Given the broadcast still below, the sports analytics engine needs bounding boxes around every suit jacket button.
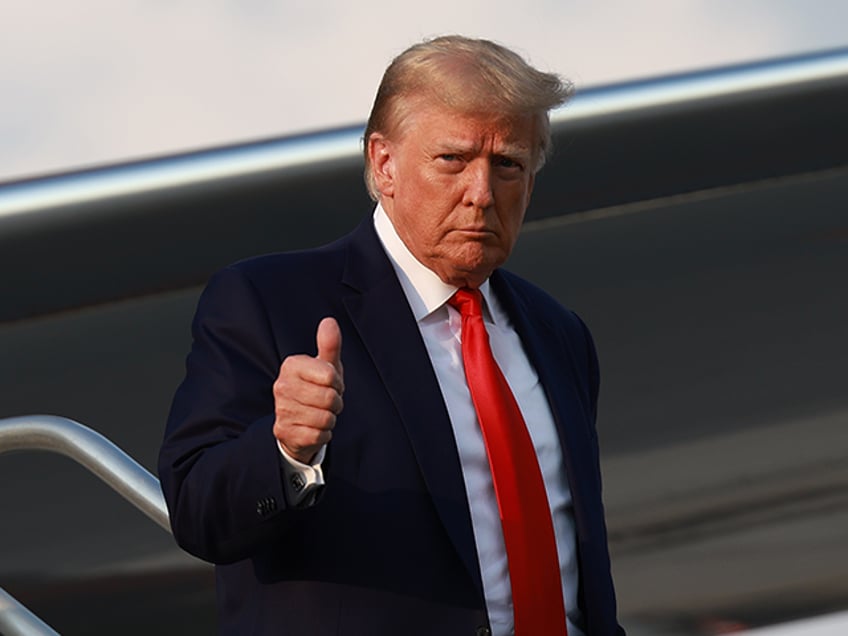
[475,627,491,636]
[256,497,276,517]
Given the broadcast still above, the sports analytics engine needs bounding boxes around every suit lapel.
[339,219,484,593]
[491,271,599,540]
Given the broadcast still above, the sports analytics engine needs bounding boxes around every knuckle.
[317,366,335,387]
[274,400,295,419]
[279,356,296,374]
[319,386,338,408]
[319,410,336,430]
[273,414,294,435]
[272,379,286,397]
[273,373,296,397]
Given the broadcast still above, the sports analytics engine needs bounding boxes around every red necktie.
[449,288,568,635]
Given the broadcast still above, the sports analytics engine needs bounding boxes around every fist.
[273,317,344,463]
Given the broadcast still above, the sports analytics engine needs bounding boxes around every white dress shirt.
[282,205,583,635]
[374,205,583,636]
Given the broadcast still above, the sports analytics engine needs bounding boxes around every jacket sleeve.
[158,265,296,564]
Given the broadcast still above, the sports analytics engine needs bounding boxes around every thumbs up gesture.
[273,317,344,463]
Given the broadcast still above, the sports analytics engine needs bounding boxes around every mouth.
[453,227,496,238]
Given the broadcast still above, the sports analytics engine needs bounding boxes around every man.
[159,35,624,635]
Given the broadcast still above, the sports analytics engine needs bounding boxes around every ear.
[367,132,396,198]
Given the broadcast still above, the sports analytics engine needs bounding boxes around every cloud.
[0,0,845,181]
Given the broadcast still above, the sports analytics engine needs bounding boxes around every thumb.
[315,316,342,372]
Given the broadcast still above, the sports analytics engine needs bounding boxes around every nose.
[462,159,494,209]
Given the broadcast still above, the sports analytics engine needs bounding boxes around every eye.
[435,153,465,173]
[495,155,524,171]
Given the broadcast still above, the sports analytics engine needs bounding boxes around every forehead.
[393,95,537,152]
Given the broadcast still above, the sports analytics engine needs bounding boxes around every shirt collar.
[372,203,497,324]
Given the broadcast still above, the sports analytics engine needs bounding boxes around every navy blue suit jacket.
[159,217,624,635]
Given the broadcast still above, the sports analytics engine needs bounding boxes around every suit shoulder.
[231,233,348,277]
[497,269,586,332]
[212,232,351,295]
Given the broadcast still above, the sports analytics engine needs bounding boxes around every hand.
[273,317,344,463]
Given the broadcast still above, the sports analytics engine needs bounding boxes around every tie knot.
[448,288,483,318]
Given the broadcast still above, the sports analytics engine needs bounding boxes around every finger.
[316,317,343,374]
[275,378,343,414]
[277,355,343,401]
[275,401,338,434]
[274,405,337,461]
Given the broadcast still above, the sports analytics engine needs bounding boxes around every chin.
[435,245,506,285]
[452,262,502,288]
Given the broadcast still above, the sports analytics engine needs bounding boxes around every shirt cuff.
[277,441,326,507]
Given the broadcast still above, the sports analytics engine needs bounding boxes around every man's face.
[369,98,537,289]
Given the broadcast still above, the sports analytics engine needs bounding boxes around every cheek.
[498,223,522,256]
[400,210,445,257]
[498,189,531,240]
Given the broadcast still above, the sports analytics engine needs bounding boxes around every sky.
[1,0,847,182]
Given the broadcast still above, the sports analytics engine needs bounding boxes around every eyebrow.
[435,140,532,161]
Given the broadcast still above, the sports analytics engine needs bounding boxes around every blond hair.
[363,35,573,200]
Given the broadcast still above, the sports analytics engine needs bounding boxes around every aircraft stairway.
[0,415,170,636]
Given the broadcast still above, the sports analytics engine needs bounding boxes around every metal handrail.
[0,414,171,636]
[0,415,169,531]
[0,587,60,636]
